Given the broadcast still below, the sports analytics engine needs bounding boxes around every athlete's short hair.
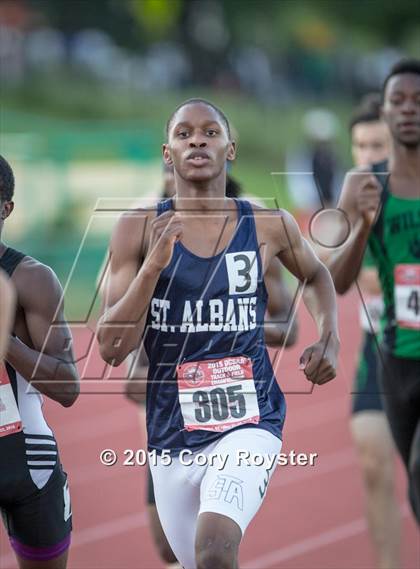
[349,93,382,132]
[166,98,231,140]
[0,154,14,202]
[382,58,420,99]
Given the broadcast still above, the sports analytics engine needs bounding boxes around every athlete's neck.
[174,174,229,212]
[389,140,420,180]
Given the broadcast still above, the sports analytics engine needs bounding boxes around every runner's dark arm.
[319,171,381,295]
[5,262,79,407]
[98,209,183,366]
[275,210,339,352]
[125,346,149,405]
[97,211,157,366]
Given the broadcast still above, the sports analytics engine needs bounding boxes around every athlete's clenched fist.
[144,211,183,273]
[354,173,382,225]
[299,333,340,385]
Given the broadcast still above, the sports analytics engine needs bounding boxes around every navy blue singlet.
[144,198,286,453]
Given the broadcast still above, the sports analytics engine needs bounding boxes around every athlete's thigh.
[199,427,282,535]
[379,353,418,467]
[4,465,71,568]
[150,456,200,569]
[410,420,420,463]
[409,419,420,475]
[408,419,420,521]
[352,333,383,415]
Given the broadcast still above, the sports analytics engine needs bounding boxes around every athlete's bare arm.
[97,211,147,365]
[322,170,382,294]
[0,269,15,362]
[98,209,183,366]
[264,258,298,347]
[5,259,79,407]
[261,209,339,384]
[125,346,149,405]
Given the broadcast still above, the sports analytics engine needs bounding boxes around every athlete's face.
[383,73,420,148]
[351,121,390,168]
[163,103,236,184]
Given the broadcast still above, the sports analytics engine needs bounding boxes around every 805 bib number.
[193,385,246,423]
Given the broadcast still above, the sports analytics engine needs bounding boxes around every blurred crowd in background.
[1,0,419,100]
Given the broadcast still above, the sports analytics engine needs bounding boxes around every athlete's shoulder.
[248,201,288,216]
[119,205,158,223]
[12,256,63,308]
[13,255,60,286]
[113,206,157,239]
[110,206,158,264]
[251,203,296,223]
[252,205,300,247]
[0,267,14,301]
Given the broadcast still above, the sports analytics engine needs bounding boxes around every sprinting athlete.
[0,268,15,362]
[98,98,339,569]
[124,173,298,569]
[349,95,400,568]
[0,154,80,568]
[325,59,420,525]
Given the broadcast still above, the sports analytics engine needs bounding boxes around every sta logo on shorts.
[177,356,260,432]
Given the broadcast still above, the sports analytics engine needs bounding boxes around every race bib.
[0,364,22,437]
[359,295,384,333]
[177,356,260,432]
[394,264,420,330]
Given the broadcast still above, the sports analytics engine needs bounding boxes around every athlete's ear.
[0,201,14,220]
[162,144,173,166]
[226,140,236,163]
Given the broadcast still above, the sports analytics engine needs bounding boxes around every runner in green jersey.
[326,59,420,526]
[368,161,420,357]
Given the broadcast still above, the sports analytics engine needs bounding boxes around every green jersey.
[368,160,420,359]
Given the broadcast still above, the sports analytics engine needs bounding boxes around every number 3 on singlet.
[394,264,420,330]
[177,356,260,432]
[226,252,258,295]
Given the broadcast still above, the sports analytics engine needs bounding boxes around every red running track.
[0,292,418,568]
